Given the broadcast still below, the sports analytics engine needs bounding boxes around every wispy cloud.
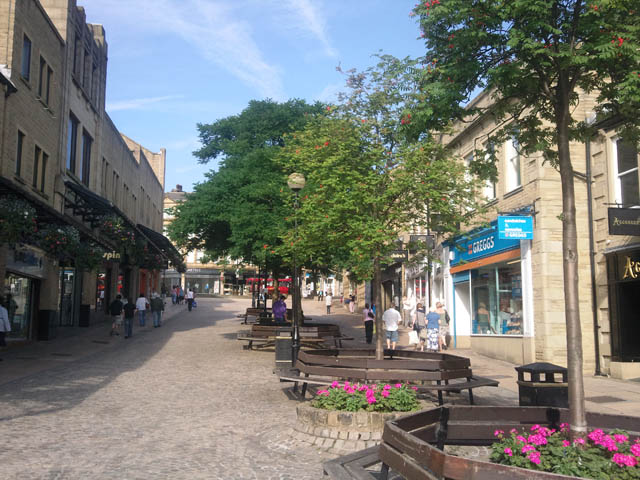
[281,0,337,57]
[92,0,286,99]
[315,82,344,103]
[106,95,184,112]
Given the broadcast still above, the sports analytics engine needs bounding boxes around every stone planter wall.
[293,403,405,455]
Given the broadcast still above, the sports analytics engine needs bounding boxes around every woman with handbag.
[411,303,427,351]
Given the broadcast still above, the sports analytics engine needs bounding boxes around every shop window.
[472,262,523,335]
[5,273,32,339]
[505,136,521,192]
[21,35,32,81]
[613,139,639,206]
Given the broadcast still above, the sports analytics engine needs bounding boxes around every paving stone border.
[293,403,405,455]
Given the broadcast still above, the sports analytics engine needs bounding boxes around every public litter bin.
[274,329,292,371]
[515,362,568,408]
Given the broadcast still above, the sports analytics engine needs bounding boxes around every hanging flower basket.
[75,241,107,271]
[99,215,136,248]
[36,225,81,262]
[0,195,37,244]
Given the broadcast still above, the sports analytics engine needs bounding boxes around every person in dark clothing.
[122,298,136,338]
[362,303,374,344]
[109,295,124,336]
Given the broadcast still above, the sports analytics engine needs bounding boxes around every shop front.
[446,222,535,364]
[607,248,640,368]
[4,245,47,341]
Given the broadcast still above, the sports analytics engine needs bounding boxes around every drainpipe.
[586,137,602,376]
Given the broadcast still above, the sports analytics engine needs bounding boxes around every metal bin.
[515,362,568,408]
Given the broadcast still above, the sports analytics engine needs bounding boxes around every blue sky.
[85,1,425,192]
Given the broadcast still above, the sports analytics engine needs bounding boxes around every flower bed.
[313,381,420,413]
[491,423,640,478]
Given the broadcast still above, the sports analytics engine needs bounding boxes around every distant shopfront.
[446,221,534,364]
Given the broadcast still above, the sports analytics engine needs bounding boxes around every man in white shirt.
[0,301,10,348]
[383,306,401,350]
[135,293,149,327]
[325,292,333,314]
[186,288,195,312]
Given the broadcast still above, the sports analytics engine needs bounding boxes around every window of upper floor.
[21,35,32,81]
[67,113,79,174]
[612,138,639,207]
[16,130,25,177]
[81,130,92,187]
[38,56,53,107]
[32,145,48,194]
[505,136,521,192]
[482,142,496,201]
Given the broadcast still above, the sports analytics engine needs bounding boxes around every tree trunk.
[556,92,587,439]
[374,257,384,360]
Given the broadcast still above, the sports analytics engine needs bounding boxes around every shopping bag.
[408,330,419,345]
[192,300,197,308]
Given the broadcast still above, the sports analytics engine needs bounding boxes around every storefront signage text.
[609,208,640,236]
[102,252,121,261]
[622,256,640,280]
[450,223,520,266]
[498,216,534,240]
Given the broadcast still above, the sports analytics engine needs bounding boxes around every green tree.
[412,0,640,437]
[278,56,482,359]
[167,99,324,276]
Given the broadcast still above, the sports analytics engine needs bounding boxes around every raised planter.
[377,405,640,479]
[293,403,407,455]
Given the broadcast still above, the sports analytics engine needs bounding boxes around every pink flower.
[530,424,541,432]
[366,395,377,404]
[411,386,418,391]
[516,436,528,444]
[528,451,541,465]
[562,440,571,447]
[317,390,329,396]
[574,438,585,445]
[631,443,640,457]
[504,447,513,457]
[521,445,536,454]
[381,390,390,398]
[494,430,504,437]
[330,381,340,388]
[510,429,518,434]
[588,429,604,442]
[395,383,402,388]
[614,434,629,444]
[612,453,637,467]
[528,434,548,446]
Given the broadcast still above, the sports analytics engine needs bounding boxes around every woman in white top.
[325,292,333,314]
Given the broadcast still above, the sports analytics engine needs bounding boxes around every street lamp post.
[287,173,306,365]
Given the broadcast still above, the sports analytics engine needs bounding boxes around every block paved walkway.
[2,296,640,479]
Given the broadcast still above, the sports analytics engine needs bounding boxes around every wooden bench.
[415,375,499,405]
[322,446,381,479]
[238,331,328,350]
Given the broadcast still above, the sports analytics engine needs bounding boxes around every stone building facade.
[433,90,597,371]
[0,0,176,344]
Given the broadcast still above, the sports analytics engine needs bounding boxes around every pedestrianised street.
[0,299,333,480]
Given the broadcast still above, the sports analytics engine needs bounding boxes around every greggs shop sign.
[450,223,521,267]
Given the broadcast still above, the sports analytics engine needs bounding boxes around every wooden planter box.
[378,405,640,479]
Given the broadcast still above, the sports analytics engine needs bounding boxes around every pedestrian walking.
[325,291,333,314]
[425,306,441,352]
[435,301,450,350]
[383,306,401,350]
[171,285,177,305]
[0,299,10,348]
[349,293,356,313]
[135,293,148,326]
[272,295,287,324]
[402,294,416,327]
[150,292,164,327]
[186,288,195,312]
[411,303,427,352]
[109,295,124,336]
[123,297,136,338]
[178,286,185,305]
[362,303,374,344]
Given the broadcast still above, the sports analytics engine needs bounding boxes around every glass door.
[59,268,75,326]
[5,273,33,339]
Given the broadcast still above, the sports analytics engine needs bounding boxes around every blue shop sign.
[498,216,534,240]
[450,223,520,266]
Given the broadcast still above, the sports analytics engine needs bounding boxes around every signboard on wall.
[498,216,534,240]
[608,208,640,236]
[450,224,520,266]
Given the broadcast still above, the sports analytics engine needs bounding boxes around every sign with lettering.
[388,250,408,262]
[609,208,640,236]
[498,216,534,240]
[102,251,121,261]
[450,223,520,266]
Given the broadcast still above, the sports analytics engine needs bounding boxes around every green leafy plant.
[0,195,37,244]
[312,381,420,413]
[75,241,106,271]
[491,424,640,478]
[36,225,81,262]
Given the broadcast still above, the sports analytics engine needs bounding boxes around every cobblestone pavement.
[0,297,333,479]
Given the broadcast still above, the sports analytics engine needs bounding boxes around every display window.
[5,273,33,338]
[471,261,523,335]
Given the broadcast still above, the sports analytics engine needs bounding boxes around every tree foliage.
[278,55,482,357]
[411,0,640,437]
[166,99,324,273]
